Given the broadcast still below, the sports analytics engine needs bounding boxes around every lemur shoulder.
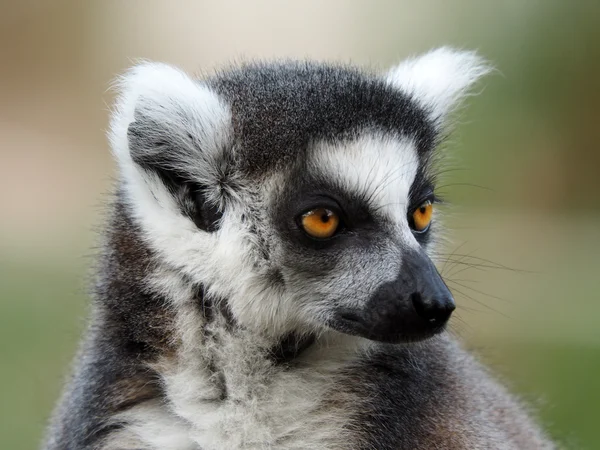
[43,48,554,449]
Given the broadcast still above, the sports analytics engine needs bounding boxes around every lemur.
[43,48,553,449]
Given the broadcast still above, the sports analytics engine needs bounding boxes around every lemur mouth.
[329,310,448,344]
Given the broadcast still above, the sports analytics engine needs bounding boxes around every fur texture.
[43,49,553,449]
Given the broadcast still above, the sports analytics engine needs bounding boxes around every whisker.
[448,285,512,320]
[436,252,534,273]
[435,182,494,192]
[446,279,512,304]
[437,241,468,277]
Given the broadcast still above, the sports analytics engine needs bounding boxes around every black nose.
[411,292,455,326]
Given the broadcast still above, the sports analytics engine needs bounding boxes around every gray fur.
[208,60,436,173]
[43,51,553,449]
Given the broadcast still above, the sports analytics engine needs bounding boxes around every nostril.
[411,293,454,325]
[410,292,426,317]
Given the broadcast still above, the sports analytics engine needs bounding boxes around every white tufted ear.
[109,62,232,191]
[107,61,235,256]
[386,47,491,126]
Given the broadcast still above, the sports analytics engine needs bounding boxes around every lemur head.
[110,48,489,344]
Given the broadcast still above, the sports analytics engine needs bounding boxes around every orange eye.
[412,200,433,232]
[301,208,340,239]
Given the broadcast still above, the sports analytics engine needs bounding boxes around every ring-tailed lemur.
[43,48,553,449]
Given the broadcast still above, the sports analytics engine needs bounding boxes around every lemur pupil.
[321,214,329,223]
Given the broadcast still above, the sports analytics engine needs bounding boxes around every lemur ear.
[109,62,233,230]
[386,47,491,126]
[109,62,232,198]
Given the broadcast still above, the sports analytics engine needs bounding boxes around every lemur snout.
[331,250,454,343]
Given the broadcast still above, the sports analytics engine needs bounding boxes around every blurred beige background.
[1,1,599,449]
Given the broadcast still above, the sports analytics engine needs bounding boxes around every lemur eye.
[411,200,433,233]
[301,208,340,239]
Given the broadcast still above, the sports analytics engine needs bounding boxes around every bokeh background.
[1,1,599,448]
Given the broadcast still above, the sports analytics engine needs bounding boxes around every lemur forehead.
[208,61,437,175]
[308,133,421,222]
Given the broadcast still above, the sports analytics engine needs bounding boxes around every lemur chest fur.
[111,325,361,450]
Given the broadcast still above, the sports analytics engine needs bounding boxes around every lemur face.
[110,49,489,343]
[266,133,452,343]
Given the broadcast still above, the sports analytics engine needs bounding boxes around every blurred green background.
[1,1,598,448]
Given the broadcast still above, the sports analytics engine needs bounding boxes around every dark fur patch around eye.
[408,166,434,209]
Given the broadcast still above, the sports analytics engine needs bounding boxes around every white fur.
[103,402,196,450]
[153,332,361,449]
[386,47,491,125]
[115,166,306,338]
[109,63,304,336]
[106,285,365,450]
[123,262,365,449]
